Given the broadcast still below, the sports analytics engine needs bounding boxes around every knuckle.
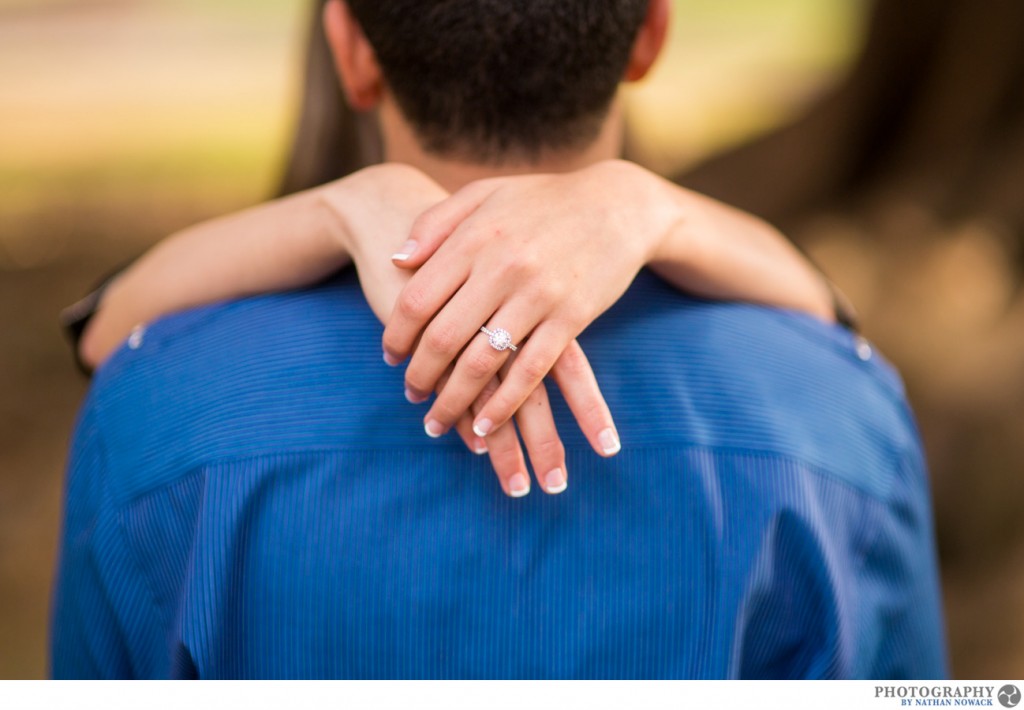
[534,279,566,304]
[489,435,519,459]
[558,343,590,377]
[475,378,501,405]
[381,329,402,354]
[519,355,551,383]
[397,287,431,322]
[410,210,441,242]
[430,398,462,424]
[424,322,461,355]
[476,223,502,245]
[517,252,541,276]
[499,252,537,279]
[557,303,589,327]
[467,228,493,253]
[580,398,605,425]
[463,349,497,380]
[531,435,565,462]
[489,390,520,419]
[495,258,516,280]
[404,370,432,396]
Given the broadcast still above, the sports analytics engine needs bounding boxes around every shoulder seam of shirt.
[107,440,897,512]
[96,283,906,409]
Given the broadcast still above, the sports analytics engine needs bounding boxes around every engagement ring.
[480,326,518,352]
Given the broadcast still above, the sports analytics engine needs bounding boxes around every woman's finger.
[382,255,472,365]
[484,420,531,498]
[468,319,570,438]
[390,179,502,268]
[454,414,488,455]
[421,304,540,437]
[513,380,568,495]
[434,367,487,454]
[402,278,504,401]
[470,376,531,498]
[549,340,621,457]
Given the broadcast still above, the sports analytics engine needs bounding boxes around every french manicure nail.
[383,351,400,366]
[508,473,530,498]
[405,387,428,404]
[391,240,419,261]
[473,418,493,438]
[424,419,444,438]
[544,468,567,495]
[598,427,621,456]
[473,438,489,455]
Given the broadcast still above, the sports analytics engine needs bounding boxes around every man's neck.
[378,98,625,193]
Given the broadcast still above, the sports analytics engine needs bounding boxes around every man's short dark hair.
[346,0,650,163]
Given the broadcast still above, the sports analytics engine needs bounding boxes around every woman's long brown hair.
[276,1,643,198]
[277,1,382,197]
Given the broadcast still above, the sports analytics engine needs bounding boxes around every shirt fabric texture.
[51,269,948,679]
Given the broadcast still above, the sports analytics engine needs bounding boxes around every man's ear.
[624,0,670,82]
[323,0,383,110]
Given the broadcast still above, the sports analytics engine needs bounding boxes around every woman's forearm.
[647,174,835,323]
[78,163,451,370]
[79,160,839,372]
[80,187,349,368]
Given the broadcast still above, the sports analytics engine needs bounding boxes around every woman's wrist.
[311,178,358,264]
[578,160,687,271]
[315,163,444,267]
[636,168,711,287]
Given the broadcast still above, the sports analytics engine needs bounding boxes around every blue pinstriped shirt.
[51,269,947,679]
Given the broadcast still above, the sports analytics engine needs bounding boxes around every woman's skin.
[81,160,836,497]
[383,159,835,444]
[77,0,837,497]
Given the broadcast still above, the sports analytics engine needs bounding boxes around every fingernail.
[383,350,400,366]
[391,240,418,261]
[424,419,444,438]
[473,418,493,438]
[544,468,567,495]
[598,427,621,456]
[405,387,428,404]
[473,438,489,455]
[508,473,530,498]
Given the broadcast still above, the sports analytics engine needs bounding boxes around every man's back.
[52,269,946,679]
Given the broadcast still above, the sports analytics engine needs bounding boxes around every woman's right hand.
[322,164,610,496]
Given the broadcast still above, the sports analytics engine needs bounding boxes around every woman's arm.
[82,161,839,370]
[381,159,839,440]
[648,175,835,323]
[78,164,609,497]
[79,186,348,368]
[78,160,844,490]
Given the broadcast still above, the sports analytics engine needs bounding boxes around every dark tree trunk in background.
[676,0,1024,239]
[671,0,1024,678]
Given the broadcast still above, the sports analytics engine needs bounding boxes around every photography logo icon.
[999,685,1021,709]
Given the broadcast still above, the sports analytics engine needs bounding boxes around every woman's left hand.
[382,158,835,447]
[323,163,613,495]
[382,160,680,449]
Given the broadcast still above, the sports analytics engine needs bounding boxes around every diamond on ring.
[481,326,517,352]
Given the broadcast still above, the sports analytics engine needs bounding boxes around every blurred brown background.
[1,0,1021,679]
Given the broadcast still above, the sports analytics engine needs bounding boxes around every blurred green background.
[1,0,1019,679]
